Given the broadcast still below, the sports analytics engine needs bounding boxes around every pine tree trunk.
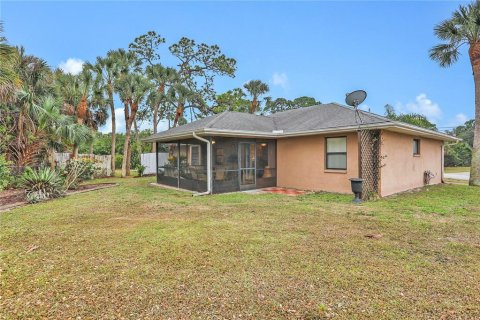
[469,44,480,186]
[109,87,116,176]
[173,103,184,127]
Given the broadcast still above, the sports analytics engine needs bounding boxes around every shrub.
[78,158,97,180]
[131,151,140,170]
[137,165,146,177]
[444,142,471,167]
[22,167,65,203]
[0,155,12,191]
[115,154,123,169]
[62,158,97,190]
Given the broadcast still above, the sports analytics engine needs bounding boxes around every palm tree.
[0,22,19,103]
[9,48,54,166]
[37,96,93,167]
[85,85,108,156]
[243,80,269,114]
[114,73,150,177]
[55,68,94,157]
[145,65,177,151]
[430,2,480,186]
[88,51,121,175]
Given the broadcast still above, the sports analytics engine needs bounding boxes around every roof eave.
[142,123,459,143]
[142,132,198,143]
[389,123,460,142]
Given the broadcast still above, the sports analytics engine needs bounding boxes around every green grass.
[445,166,470,173]
[1,178,480,318]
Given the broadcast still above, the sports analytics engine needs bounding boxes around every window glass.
[327,154,347,169]
[413,139,420,155]
[326,137,347,152]
[326,137,347,170]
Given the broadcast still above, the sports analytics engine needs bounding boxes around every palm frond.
[429,43,461,67]
[434,19,463,41]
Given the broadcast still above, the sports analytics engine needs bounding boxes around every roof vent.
[272,130,284,134]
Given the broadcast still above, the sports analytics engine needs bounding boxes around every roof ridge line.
[330,102,393,123]
[266,104,323,118]
[205,111,229,129]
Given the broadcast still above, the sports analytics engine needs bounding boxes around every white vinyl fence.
[54,153,112,177]
[141,152,168,175]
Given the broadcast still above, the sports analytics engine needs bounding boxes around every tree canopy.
[0,25,322,176]
[384,104,438,131]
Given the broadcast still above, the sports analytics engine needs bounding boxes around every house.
[144,103,459,197]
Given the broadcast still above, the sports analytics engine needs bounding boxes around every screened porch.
[156,137,277,194]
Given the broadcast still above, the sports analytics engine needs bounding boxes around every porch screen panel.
[179,139,208,192]
[256,140,277,188]
[157,142,179,188]
[212,138,240,193]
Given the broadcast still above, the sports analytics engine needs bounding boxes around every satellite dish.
[345,90,367,108]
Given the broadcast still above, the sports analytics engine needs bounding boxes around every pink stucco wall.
[276,132,359,194]
[379,130,443,197]
[276,130,444,196]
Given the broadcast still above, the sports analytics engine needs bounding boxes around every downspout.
[192,132,212,196]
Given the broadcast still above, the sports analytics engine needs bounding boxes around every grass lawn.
[445,166,470,173]
[1,178,479,319]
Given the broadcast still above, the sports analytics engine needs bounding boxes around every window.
[326,137,347,170]
[413,139,420,155]
[190,145,201,165]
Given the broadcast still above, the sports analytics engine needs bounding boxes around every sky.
[0,1,473,133]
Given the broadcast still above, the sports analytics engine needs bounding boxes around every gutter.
[192,132,212,196]
[144,123,460,143]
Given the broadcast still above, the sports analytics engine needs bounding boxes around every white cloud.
[272,72,288,89]
[395,93,442,122]
[449,113,468,127]
[58,58,84,75]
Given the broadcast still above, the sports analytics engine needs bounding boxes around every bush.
[115,154,123,169]
[131,150,140,170]
[78,158,97,180]
[137,165,146,177]
[62,158,97,190]
[0,155,12,191]
[21,167,65,203]
[444,142,471,167]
